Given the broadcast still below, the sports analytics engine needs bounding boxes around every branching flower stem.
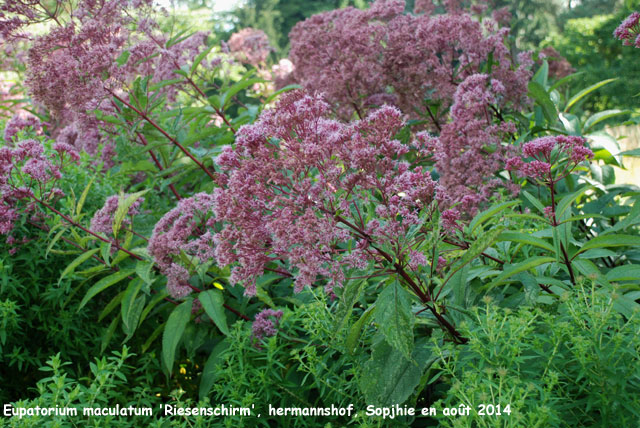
[107,89,216,181]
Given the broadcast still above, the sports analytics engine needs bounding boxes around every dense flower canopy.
[288,0,532,212]
[213,90,444,296]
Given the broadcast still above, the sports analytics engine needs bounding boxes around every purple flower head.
[213,90,443,296]
[3,113,42,143]
[408,250,428,271]
[166,263,193,299]
[512,135,593,182]
[228,28,272,66]
[0,138,78,235]
[441,209,462,233]
[148,193,216,298]
[148,193,216,270]
[252,309,284,343]
[90,193,144,236]
[614,12,640,46]
[52,142,81,163]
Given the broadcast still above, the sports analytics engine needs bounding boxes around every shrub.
[432,282,640,427]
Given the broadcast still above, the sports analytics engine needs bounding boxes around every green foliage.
[552,5,640,112]
[0,144,131,403]
[1,348,175,428]
[432,282,640,427]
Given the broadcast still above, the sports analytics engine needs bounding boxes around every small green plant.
[431,281,640,427]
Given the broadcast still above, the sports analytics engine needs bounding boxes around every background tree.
[551,0,640,112]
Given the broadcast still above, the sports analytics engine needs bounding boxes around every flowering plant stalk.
[507,135,594,285]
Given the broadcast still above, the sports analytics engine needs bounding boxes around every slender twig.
[327,210,467,343]
[549,179,576,285]
[110,100,182,200]
[425,105,441,132]
[442,238,505,265]
[107,89,216,180]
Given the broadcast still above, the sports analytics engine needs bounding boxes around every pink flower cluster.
[251,308,283,342]
[22,1,149,161]
[614,12,640,47]
[506,135,594,183]
[0,139,79,235]
[288,0,531,212]
[89,193,144,236]
[3,112,42,143]
[270,58,295,90]
[212,90,446,296]
[289,0,530,120]
[147,193,216,299]
[13,0,210,165]
[424,74,523,213]
[227,28,272,66]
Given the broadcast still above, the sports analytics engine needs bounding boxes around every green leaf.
[497,232,555,252]
[575,235,640,257]
[139,290,170,325]
[165,30,190,48]
[112,190,148,238]
[150,78,183,92]
[122,296,145,341]
[572,258,603,280]
[374,281,414,360]
[190,45,214,74]
[612,293,640,318]
[116,50,130,66]
[559,213,607,224]
[199,340,229,400]
[346,305,375,355]
[360,337,434,406]
[556,186,592,219]
[59,248,100,285]
[443,227,504,287]
[121,279,143,332]
[600,197,640,235]
[78,269,136,311]
[588,133,622,166]
[533,60,548,87]
[335,279,367,333]
[162,299,193,375]
[207,94,221,110]
[485,257,556,289]
[620,148,640,157]
[606,264,640,282]
[565,78,617,113]
[220,77,264,110]
[522,190,546,215]
[75,175,95,218]
[528,81,558,124]
[579,248,617,259]
[263,84,302,105]
[199,289,229,335]
[99,290,125,322]
[468,201,518,234]
[450,265,470,308]
[584,109,629,132]
[101,316,119,353]
[142,321,165,353]
[549,71,584,92]
[101,241,112,266]
[559,112,581,134]
[135,260,155,285]
[46,228,68,259]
